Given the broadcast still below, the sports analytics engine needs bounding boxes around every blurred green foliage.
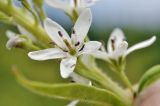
[0,23,159,106]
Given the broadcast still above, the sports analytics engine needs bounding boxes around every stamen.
[58,31,63,37]
[63,50,68,52]
[79,44,85,52]
[74,0,78,7]
[64,39,72,49]
[111,39,115,51]
[71,80,75,83]
[72,28,76,34]
[75,42,80,46]
[70,64,76,68]
[49,42,55,45]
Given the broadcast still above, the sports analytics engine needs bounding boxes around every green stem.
[119,71,134,93]
[0,0,51,47]
[24,42,41,51]
[76,60,132,106]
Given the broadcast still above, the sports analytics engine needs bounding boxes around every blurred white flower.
[91,28,156,61]
[6,30,26,49]
[28,9,101,78]
[135,80,160,106]
[45,0,99,15]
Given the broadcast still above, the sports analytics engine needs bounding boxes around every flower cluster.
[1,0,159,106]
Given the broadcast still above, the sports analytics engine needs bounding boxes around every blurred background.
[0,0,160,106]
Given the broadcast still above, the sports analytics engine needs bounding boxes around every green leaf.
[138,65,160,93]
[13,69,126,106]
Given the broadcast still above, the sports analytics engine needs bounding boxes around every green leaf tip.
[13,68,126,106]
[138,65,160,93]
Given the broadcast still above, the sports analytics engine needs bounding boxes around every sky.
[45,0,160,30]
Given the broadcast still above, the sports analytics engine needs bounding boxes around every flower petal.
[89,51,108,60]
[28,48,66,61]
[78,41,101,55]
[71,9,92,44]
[107,28,126,53]
[60,57,77,78]
[44,18,71,50]
[70,72,91,85]
[109,41,128,59]
[67,100,79,106]
[79,0,99,7]
[45,0,72,14]
[126,36,156,56]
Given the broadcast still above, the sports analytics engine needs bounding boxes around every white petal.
[45,0,72,14]
[71,9,92,44]
[67,100,79,106]
[6,31,26,49]
[79,0,99,7]
[80,55,94,67]
[28,48,66,61]
[44,18,71,50]
[60,57,77,78]
[109,41,128,59]
[90,50,108,60]
[6,30,16,39]
[107,28,126,53]
[70,72,91,85]
[126,36,156,56]
[17,25,37,42]
[78,41,101,55]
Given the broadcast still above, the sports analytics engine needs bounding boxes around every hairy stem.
[76,60,132,106]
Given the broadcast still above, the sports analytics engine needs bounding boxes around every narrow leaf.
[13,69,126,106]
[138,65,160,93]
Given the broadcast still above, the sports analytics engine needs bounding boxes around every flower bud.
[6,30,26,49]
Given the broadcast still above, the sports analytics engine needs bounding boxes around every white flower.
[45,0,99,15]
[6,30,26,49]
[91,28,156,61]
[28,9,101,78]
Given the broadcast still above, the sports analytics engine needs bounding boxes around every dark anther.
[63,50,68,52]
[49,42,55,45]
[71,80,75,83]
[75,42,80,46]
[58,31,63,37]
[111,39,115,50]
[70,64,76,68]
[79,44,85,52]
[72,28,76,34]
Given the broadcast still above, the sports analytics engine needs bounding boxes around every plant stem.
[0,0,51,47]
[119,71,134,94]
[76,60,132,106]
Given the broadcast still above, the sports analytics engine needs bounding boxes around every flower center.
[58,31,77,56]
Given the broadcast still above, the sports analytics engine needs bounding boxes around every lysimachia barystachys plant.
[0,0,160,106]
